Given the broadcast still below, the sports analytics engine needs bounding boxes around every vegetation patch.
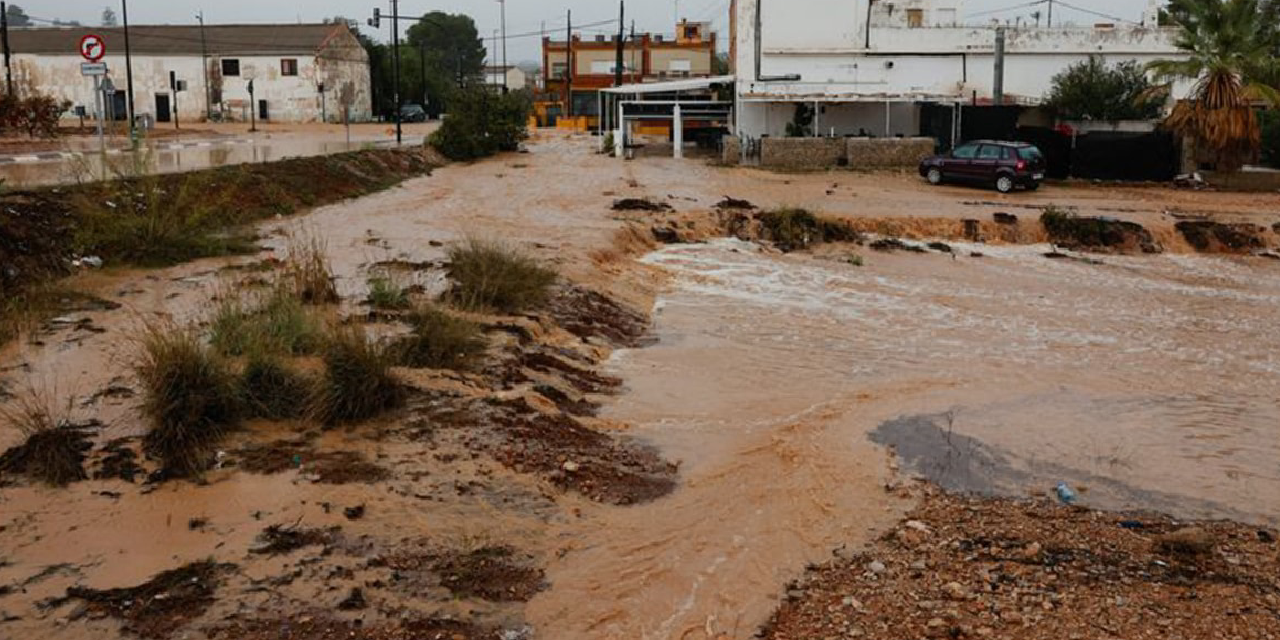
[395,306,487,370]
[446,239,557,314]
[365,274,412,310]
[311,329,405,426]
[250,524,338,555]
[135,327,242,478]
[427,87,531,161]
[235,439,389,484]
[281,236,340,305]
[758,208,861,252]
[428,546,545,602]
[240,357,315,421]
[1041,206,1162,254]
[63,561,235,640]
[210,287,326,358]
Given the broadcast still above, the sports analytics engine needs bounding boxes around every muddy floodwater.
[3,134,1280,640]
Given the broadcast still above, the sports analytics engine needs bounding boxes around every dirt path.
[3,132,1280,640]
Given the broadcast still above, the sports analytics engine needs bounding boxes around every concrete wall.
[846,137,935,167]
[761,137,846,169]
[722,134,742,164]
[19,35,370,124]
[1202,170,1280,192]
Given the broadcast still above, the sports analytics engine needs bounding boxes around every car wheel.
[995,175,1014,193]
[926,168,943,185]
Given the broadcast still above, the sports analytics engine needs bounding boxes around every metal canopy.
[601,74,735,95]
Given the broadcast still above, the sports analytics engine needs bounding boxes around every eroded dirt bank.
[3,133,1280,640]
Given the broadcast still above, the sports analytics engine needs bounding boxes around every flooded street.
[3,134,1280,639]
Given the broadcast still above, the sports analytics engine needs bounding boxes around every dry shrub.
[446,239,557,314]
[0,390,91,486]
[396,306,488,370]
[281,235,339,305]
[135,326,242,477]
[759,208,860,252]
[311,328,405,426]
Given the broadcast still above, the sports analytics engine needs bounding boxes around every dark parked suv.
[919,140,1046,193]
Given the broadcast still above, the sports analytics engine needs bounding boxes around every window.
[951,143,979,159]
[281,59,298,76]
[221,58,240,76]
[907,9,924,28]
[1017,146,1044,161]
[669,59,692,72]
[551,62,568,79]
[977,144,1005,159]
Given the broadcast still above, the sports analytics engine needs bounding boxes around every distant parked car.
[919,140,1046,193]
[399,104,428,123]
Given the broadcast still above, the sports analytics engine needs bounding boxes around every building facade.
[731,0,1189,141]
[11,23,371,125]
[543,20,717,117]
[483,66,528,91]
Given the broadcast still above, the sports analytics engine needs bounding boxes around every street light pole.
[391,0,402,144]
[122,0,137,145]
[197,11,211,121]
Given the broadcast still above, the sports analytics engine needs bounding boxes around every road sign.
[81,62,107,76]
[80,34,106,62]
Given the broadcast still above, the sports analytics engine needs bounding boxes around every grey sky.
[30,0,1151,64]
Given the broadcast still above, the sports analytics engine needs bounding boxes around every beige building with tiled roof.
[10,23,371,124]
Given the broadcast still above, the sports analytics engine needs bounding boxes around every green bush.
[1045,56,1163,121]
[0,392,91,487]
[311,328,405,426]
[366,275,411,310]
[396,306,487,370]
[135,327,242,477]
[1261,110,1280,169]
[446,239,557,313]
[428,87,532,161]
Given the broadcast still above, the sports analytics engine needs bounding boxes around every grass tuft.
[311,328,405,426]
[446,239,557,314]
[366,274,411,310]
[0,391,91,487]
[396,306,488,370]
[135,326,242,477]
[759,208,861,252]
[281,235,339,305]
[210,287,325,358]
[241,357,315,421]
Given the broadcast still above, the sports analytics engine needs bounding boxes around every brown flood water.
[3,134,1280,639]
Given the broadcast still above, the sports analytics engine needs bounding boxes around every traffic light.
[369,8,381,28]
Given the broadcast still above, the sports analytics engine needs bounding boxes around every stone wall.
[1202,170,1280,192]
[760,138,846,169]
[722,135,742,165]
[846,137,936,168]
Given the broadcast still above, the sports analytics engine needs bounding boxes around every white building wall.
[18,51,370,124]
[734,0,1192,137]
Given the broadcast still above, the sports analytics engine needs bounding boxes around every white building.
[11,23,372,125]
[483,66,528,91]
[731,0,1189,141]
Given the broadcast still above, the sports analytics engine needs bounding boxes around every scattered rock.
[343,505,366,521]
[715,196,756,210]
[611,198,672,213]
[867,560,887,575]
[337,587,367,611]
[869,238,926,253]
[1157,527,1214,555]
[993,213,1018,225]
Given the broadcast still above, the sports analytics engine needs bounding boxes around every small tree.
[5,5,31,27]
[427,87,531,160]
[102,7,118,26]
[1046,56,1165,120]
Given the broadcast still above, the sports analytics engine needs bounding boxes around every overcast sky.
[30,0,1151,64]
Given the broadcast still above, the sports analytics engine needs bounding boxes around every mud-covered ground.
[4,132,1280,640]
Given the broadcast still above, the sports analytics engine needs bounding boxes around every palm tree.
[1149,0,1280,171]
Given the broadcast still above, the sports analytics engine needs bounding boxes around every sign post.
[79,34,107,154]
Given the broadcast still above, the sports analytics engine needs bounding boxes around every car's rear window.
[1017,147,1043,161]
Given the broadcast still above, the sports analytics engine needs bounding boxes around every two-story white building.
[731,0,1188,141]
[11,23,372,125]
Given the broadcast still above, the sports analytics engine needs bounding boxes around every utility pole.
[419,40,427,107]
[614,1,625,87]
[248,79,256,132]
[993,27,1006,106]
[197,11,211,121]
[1047,0,1054,27]
[498,0,507,90]
[565,10,573,117]
[1,3,11,96]
[122,0,137,145]
[392,0,402,144]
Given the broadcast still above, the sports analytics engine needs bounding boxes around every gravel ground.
[761,485,1280,640]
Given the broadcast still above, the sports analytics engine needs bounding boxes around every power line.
[1052,0,1138,24]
